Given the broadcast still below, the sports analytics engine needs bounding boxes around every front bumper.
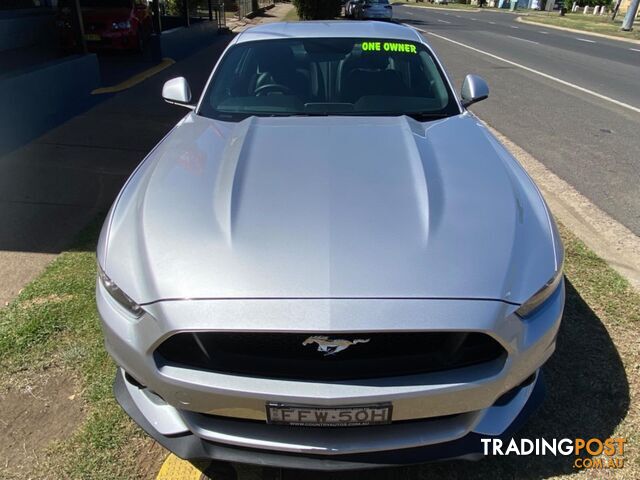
[114,367,546,470]
[98,278,564,468]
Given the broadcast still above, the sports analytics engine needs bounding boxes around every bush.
[293,0,342,20]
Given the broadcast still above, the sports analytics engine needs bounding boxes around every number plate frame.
[266,403,393,427]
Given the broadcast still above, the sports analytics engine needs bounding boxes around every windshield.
[199,38,460,121]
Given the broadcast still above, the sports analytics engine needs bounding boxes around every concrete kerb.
[516,16,640,45]
[0,54,101,153]
[487,124,640,292]
[156,454,204,479]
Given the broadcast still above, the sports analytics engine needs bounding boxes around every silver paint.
[97,21,564,460]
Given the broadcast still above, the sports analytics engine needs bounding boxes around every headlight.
[112,20,131,30]
[516,266,563,318]
[98,264,143,317]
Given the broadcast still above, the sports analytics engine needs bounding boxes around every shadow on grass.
[241,278,628,480]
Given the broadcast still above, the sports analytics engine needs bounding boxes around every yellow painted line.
[92,57,175,95]
[156,454,204,480]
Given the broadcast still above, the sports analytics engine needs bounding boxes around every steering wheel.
[255,83,292,96]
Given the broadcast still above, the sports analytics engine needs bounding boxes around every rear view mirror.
[162,77,194,109]
[460,74,489,108]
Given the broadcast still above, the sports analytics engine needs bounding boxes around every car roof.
[235,21,424,44]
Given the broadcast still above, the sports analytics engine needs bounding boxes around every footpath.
[0,3,295,307]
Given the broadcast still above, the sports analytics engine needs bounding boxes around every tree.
[293,0,342,20]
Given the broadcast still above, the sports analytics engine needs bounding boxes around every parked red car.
[58,0,153,52]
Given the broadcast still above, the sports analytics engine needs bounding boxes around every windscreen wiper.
[334,112,452,120]
[405,112,451,121]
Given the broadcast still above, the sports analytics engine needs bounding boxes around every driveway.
[0,34,233,306]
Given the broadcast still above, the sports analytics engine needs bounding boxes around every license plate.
[85,34,101,42]
[266,403,392,427]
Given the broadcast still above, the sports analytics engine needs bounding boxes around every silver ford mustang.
[97,21,565,470]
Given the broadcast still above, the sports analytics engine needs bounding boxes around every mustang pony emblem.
[302,335,370,356]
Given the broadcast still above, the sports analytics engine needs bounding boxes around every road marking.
[455,15,461,17]
[408,26,640,115]
[92,58,175,95]
[508,35,539,45]
[488,21,496,24]
[157,454,202,479]
[438,19,452,24]
[630,47,640,52]
[576,37,597,43]
[539,31,549,34]
[470,17,478,20]
[510,25,520,29]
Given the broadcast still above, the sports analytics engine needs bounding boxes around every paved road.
[395,5,640,236]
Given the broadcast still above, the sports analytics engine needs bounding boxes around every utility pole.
[71,0,87,54]
[183,0,190,27]
[151,0,162,34]
[621,0,640,30]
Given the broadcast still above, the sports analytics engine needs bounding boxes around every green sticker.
[361,41,417,54]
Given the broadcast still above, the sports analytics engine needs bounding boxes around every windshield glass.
[199,38,460,121]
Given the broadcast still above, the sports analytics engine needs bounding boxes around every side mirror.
[460,74,489,108]
[162,77,194,109]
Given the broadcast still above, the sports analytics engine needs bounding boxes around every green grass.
[0,220,155,479]
[0,217,638,478]
[561,225,639,326]
[0,223,99,370]
[522,12,640,41]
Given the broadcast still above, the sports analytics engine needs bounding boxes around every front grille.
[154,332,505,381]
